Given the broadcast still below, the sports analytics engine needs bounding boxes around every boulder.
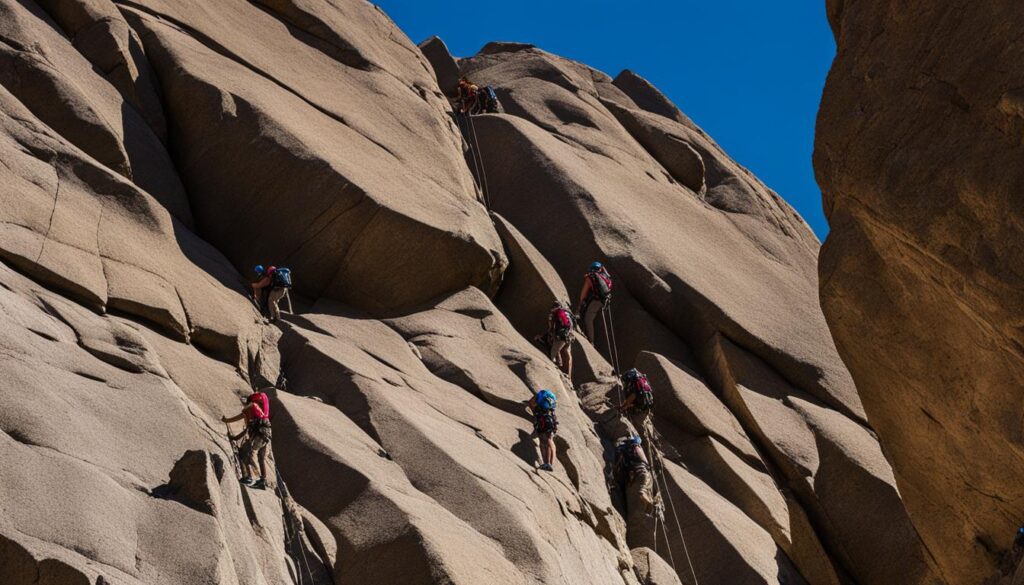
[816,2,1024,583]
[601,98,707,195]
[419,35,461,96]
[613,69,692,126]
[631,547,683,585]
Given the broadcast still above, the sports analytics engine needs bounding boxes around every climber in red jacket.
[222,389,273,489]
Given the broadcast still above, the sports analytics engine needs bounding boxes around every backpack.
[534,389,557,412]
[616,439,646,474]
[625,369,654,411]
[271,267,292,289]
[481,86,499,113]
[550,307,574,340]
[535,411,558,434]
[588,270,612,302]
[248,392,271,420]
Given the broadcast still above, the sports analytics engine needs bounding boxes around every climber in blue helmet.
[577,261,613,341]
[614,433,654,513]
[525,389,558,471]
[250,264,293,323]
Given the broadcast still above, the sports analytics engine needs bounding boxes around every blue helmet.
[589,261,603,271]
[254,264,265,275]
[619,434,642,447]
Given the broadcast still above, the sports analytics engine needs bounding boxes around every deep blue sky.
[375,1,836,238]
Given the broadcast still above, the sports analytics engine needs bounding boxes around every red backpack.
[624,370,654,411]
[550,307,574,340]
[248,392,270,420]
[588,270,613,302]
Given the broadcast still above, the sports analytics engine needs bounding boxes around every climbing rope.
[605,302,622,377]
[457,114,483,201]
[658,498,679,574]
[600,307,621,375]
[273,464,317,585]
[465,113,492,209]
[644,427,700,585]
[457,112,491,209]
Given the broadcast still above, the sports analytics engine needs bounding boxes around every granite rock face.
[0,0,945,583]
[816,2,1024,584]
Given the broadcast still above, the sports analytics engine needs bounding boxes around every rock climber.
[614,434,655,514]
[478,85,501,114]
[547,300,575,379]
[577,261,613,341]
[525,388,558,471]
[250,264,292,322]
[620,368,654,431]
[456,77,479,114]
[222,388,273,490]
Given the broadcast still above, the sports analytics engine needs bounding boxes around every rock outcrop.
[0,0,949,583]
[815,2,1024,584]
[456,43,940,584]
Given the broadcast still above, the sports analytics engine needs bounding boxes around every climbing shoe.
[252,478,267,490]
[239,476,254,486]
[539,463,554,472]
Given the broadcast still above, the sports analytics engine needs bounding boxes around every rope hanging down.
[645,428,700,585]
[600,306,621,376]
[459,113,491,209]
[601,309,623,405]
[605,303,622,375]
[273,464,317,585]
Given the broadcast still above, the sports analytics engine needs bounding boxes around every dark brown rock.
[816,2,1024,583]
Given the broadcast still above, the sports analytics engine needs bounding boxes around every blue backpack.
[481,86,500,113]
[271,267,292,289]
[534,389,557,412]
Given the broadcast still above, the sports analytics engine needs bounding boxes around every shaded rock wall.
[816,1,1024,583]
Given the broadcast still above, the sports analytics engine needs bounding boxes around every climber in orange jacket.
[456,77,479,114]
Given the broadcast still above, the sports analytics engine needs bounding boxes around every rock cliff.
[816,1,1024,584]
[0,1,941,584]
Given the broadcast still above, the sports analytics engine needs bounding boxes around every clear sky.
[375,0,836,238]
